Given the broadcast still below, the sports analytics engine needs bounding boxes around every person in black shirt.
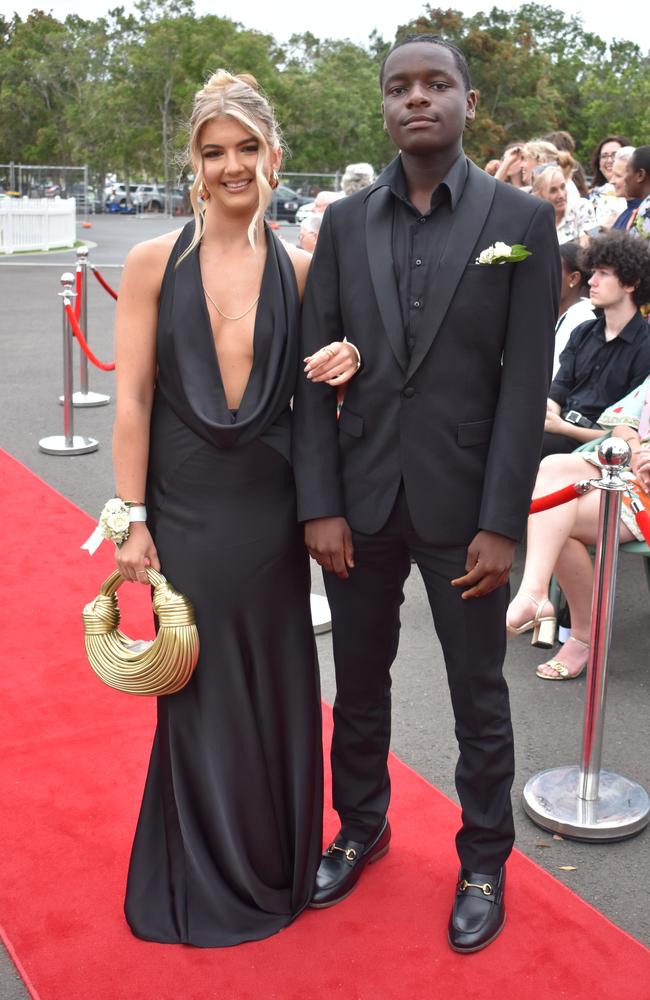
[293,33,560,954]
[541,231,650,458]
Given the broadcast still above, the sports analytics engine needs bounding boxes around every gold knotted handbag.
[82,568,199,696]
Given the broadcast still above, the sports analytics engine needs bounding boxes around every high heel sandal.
[506,593,557,648]
[536,637,589,681]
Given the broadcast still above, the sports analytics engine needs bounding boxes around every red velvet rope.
[74,267,82,321]
[634,509,650,546]
[64,303,115,372]
[91,265,118,300]
[529,483,584,514]
[530,481,650,546]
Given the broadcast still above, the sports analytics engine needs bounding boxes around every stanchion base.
[59,391,111,408]
[523,766,650,841]
[38,435,98,456]
[310,593,332,635]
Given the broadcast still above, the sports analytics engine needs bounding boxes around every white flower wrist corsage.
[81,498,147,555]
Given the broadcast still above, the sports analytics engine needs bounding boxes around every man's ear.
[465,89,477,123]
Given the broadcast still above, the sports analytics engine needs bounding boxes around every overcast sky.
[7,0,649,48]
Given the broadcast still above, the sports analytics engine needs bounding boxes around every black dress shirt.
[549,312,650,422]
[383,154,469,355]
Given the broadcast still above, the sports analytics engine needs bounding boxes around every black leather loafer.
[448,866,506,953]
[310,819,391,908]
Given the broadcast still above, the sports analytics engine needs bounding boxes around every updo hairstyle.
[182,69,283,260]
[523,140,576,181]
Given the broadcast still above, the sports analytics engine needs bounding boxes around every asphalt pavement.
[1,215,648,998]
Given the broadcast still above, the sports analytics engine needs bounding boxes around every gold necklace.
[203,285,261,322]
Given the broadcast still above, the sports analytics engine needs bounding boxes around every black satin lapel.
[406,165,496,381]
[365,187,408,372]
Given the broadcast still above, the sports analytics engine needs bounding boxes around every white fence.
[0,197,76,254]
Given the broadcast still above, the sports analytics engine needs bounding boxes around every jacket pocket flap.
[457,418,494,447]
[338,407,364,438]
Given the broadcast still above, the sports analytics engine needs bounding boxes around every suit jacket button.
[403,386,416,398]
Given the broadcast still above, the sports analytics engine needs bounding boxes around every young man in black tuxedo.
[293,35,560,952]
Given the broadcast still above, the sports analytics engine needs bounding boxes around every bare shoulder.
[123,227,184,290]
[283,242,312,297]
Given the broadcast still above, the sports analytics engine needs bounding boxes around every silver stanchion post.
[522,438,650,841]
[59,247,110,408]
[39,273,99,456]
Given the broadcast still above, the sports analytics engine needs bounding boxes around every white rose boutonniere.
[476,242,532,265]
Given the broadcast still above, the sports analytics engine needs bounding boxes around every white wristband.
[129,505,147,522]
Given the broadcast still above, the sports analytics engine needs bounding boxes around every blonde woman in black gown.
[112,71,360,947]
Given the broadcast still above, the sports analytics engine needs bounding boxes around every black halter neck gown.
[124,222,323,947]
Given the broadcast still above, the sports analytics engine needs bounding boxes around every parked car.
[104,182,139,210]
[267,184,311,222]
[133,183,187,213]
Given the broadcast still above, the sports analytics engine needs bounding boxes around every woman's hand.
[304,342,361,386]
[115,522,161,584]
[632,446,650,494]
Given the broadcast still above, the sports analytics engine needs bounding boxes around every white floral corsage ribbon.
[476,242,531,265]
[82,498,147,555]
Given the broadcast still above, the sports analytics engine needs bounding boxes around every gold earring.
[270,170,279,190]
[199,183,210,201]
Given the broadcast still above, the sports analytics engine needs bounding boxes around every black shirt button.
[415,259,423,266]
[413,300,421,309]
[403,386,416,398]
[418,217,426,224]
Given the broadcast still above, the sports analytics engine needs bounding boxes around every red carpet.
[1,448,648,1000]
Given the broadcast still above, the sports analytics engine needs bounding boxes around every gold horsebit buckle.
[459,879,493,895]
[326,843,358,862]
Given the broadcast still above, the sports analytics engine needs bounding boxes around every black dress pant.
[323,486,515,873]
[540,430,580,458]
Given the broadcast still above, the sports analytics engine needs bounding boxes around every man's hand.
[451,530,516,599]
[305,516,354,579]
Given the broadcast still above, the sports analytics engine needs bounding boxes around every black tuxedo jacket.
[292,157,561,545]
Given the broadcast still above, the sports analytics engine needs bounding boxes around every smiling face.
[200,115,281,216]
[536,168,567,218]
[381,43,476,157]
[599,140,622,183]
[611,157,628,197]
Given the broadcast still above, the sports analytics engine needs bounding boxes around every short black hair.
[580,231,650,308]
[379,34,472,91]
[559,241,590,291]
[631,145,650,177]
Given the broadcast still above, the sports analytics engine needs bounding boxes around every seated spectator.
[341,162,375,195]
[531,163,596,244]
[610,147,640,231]
[493,141,527,187]
[589,134,631,225]
[553,242,595,375]
[297,212,322,254]
[624,145,650,241]
[506,374,650,680]
[541,231,650,458]
[313,190,345,213]
[543,130,589,197]
[522,140,581,207]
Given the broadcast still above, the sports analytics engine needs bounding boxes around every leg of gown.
[124,423,323,947]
